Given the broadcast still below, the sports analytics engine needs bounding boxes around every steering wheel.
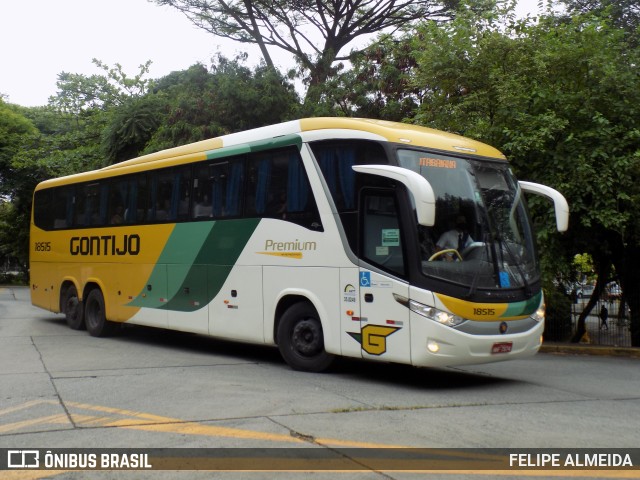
[428,248,463,262]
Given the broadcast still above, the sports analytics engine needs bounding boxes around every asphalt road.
[1,286,639,479]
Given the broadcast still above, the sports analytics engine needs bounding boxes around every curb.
[541,343,640,359]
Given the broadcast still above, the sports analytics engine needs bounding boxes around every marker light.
[409,300,466,327]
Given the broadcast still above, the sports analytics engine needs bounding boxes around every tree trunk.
[303,48,339,106]
[243,0,275,70]
[571,259,611,343]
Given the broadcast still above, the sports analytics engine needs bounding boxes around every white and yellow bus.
[30,118,569,372]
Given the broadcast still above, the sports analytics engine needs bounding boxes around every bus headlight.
[531,304,545,323]
[409,300,466,327]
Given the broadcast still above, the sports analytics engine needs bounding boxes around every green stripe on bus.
[205,144,251,160]
[203,134,302,161]
[501,290,542,318]
[129,218,260,311]
[162,218,260,312]
[248,134,302,152]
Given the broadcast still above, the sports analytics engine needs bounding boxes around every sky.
[0,0,545,107]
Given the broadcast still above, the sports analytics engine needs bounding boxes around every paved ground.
[1,286,639,479]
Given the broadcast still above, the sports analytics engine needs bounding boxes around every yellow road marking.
[0,414,70,434]
[1,400,637,479]
[2,471,68,480]
[0,400,50,416]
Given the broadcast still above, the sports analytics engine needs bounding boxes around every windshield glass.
[397,149,538,290]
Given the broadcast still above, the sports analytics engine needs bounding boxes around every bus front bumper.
[411,317,545,368]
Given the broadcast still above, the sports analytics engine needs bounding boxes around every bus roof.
[36,118,506,189]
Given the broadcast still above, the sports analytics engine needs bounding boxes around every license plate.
[491,342,513,354]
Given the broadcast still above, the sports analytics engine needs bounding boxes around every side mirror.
[519,181,569,232]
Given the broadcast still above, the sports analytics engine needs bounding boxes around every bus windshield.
[397,149,538,291]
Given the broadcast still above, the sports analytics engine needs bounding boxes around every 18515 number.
[34,241,51,252]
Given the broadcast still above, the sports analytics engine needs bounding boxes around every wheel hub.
[292,318,322,356]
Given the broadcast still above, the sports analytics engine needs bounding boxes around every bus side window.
[135,174,150,223]
[193,159,244,220]
[74,183,105,227]
[153,170,174,222]
[193,163,214,218]
[245,149,322,230]
[52,187,74,229]
[148,166,192,223]
[109,178,128,225]
[361,191,405,277]
[245,153,280,217]
[33,189,53,230]
[176,166,192,221]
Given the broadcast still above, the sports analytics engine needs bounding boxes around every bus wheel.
[63,285,85,330]
[277,303,334,372]
[84,289,115,337]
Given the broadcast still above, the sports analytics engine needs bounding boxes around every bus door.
[357,189,411,364]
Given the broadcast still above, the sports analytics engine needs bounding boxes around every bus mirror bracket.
[519,181,570,232]
[353,165,436,226]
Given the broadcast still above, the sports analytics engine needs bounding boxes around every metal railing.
[570,295,632,347]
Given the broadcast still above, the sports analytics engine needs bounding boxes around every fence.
[544,282,634,347]
[570,295,632,347]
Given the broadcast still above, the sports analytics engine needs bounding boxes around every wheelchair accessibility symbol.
[360,271,371,287]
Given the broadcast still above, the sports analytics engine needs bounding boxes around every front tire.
[63,285,85,330]
[277,303,334,372]
[84,288,116,337]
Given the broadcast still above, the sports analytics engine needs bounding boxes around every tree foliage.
[150,0,460,102]
[560,0,640,39]
[0,101,40,276]
[50,59,152,115]
[142,56,299,154]
[404,7,640,344]
[0,100,38,196]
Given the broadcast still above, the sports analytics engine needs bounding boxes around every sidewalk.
[541,342,640,359]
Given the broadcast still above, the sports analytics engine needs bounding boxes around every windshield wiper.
[464,232,496,298]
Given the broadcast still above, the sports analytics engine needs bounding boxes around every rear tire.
[63,285,85,330]
[277,303,334,372]
[84,288,116,337]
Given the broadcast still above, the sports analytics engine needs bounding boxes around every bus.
[30,118,569,372]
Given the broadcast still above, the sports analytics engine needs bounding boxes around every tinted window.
[246,148,322,230]
[361,191,405,276]
[310,140,389,212]
[33,190,52,230]
[33,146,321,231]
[193,159,245,219]
[310,140,390,249]
[52,187,74,229]
[73,183,107,227]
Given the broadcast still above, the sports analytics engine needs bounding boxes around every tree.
[0,100,37,196]
[304,33,422,119]
[405,8,640,344]
[142,57,299,153]
[102,96,164,163]
[0,60,154,273]
[151,0,460,102]
[0,100,38,278]
[560,0,640,39]
[51,59,152,115]
[48,59,158,165]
